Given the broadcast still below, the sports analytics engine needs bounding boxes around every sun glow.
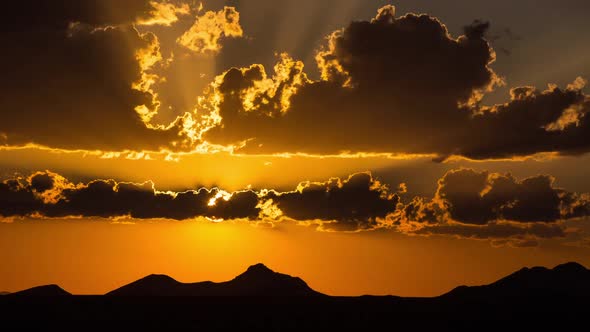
[241,54,310,114]
[132,32,163,124]
[136,1,191,26]
[207,190,232,207]
[177,6,243,53]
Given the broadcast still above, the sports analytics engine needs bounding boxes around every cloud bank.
[0,171,396,227]
[2,169,590,246]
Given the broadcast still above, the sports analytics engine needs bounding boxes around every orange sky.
[2,220,589,296]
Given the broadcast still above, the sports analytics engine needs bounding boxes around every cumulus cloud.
[402,169,588,225]
[430,169,573,224]
[200,5,590,160]
[201,5,500,154]
[263,172,400,231]
[394,168,590,246]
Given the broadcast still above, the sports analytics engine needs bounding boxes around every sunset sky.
[1,0,590,297]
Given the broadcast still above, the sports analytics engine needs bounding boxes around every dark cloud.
[0,0,190,151]
[29,173,56,193]
[205,6,499,155]
[203,5,590,160]
[0,171,397,227]
[0,178,42,217]
[393,168,590,246]
[1,3,588,159]
[461,83,590,159]
[264,172,400,231]
[0,171,260,220]
[434,169,569,224]
[50,180,260,220]
[463,20,490,39]
[394,168,590,226]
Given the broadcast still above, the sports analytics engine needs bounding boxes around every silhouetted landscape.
[107,263,322,297]
[1,262,589,329]
[3,1,590,330]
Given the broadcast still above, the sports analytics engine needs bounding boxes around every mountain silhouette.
[107,263,322,296]
[443,262,590,299]
[7,284,71,297]
[1,262,589,329]
[4,262,589,298]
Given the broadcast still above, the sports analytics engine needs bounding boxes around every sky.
[1,0,590,296]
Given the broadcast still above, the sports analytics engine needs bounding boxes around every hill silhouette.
[7,284,71,297]
[1,262,589,329]
[107,263,322,296]
[443,262,590,299]
[5,262,590,298]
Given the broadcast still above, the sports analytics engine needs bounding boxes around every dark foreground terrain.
[1,262,589,330]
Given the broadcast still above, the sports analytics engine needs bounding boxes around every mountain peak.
[245,263,274,274]
[234,263,285,282]
[229,263,320,296]
[142,274,178,283]
[106,274,181,296]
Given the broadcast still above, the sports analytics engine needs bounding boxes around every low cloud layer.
[395,168,590,245]
[2,168,590,246]
[437,169,563,224]
[264,172,400,231]
[0,171,397,228]
[399,168,586,225]
[0,171,259,220]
